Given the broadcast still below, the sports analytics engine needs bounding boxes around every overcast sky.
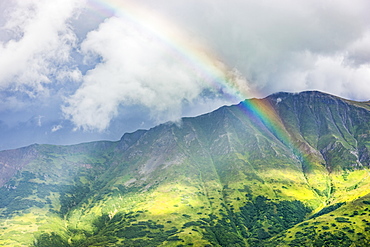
[1,0,370,150]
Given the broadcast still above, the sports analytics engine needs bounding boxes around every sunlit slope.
[0,91,369,246]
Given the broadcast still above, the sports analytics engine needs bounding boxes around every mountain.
[1,91,370,246]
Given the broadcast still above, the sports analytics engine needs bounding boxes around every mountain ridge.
[1,90,370,246]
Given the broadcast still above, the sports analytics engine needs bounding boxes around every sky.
[1,0,370,150]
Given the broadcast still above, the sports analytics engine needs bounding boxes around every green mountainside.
[1,91,370,246]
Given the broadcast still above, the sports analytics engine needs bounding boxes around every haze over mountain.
[1,91,370,246]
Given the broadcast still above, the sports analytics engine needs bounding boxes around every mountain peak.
[1,91,370,246]
[266,90,339,100]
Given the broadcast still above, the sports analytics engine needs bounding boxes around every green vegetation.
[33,212,184,247]
[309,202,345,219]
[1,91,370,246]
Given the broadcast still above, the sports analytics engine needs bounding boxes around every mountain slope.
[0,91,370,246]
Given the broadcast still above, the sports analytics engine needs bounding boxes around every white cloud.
[62,0,370,131]
[347,32,370,66]
[2,0,370,135]
[269,53,370,100]
[36,115,44,127]
[307,55,370,100]
[51,124,63,132]
[63,16,245,131]
[0,94,26,112]
[0,0,85,96]
[137,0,370,100]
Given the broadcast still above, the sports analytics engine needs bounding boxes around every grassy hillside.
[0,91,370,246]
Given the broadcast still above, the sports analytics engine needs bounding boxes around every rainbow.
[86,0,312,163]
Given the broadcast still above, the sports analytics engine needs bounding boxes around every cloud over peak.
[63,16,227,131]
[1,0,370,138]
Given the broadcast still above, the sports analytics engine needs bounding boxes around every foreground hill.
[1,91,370,246]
